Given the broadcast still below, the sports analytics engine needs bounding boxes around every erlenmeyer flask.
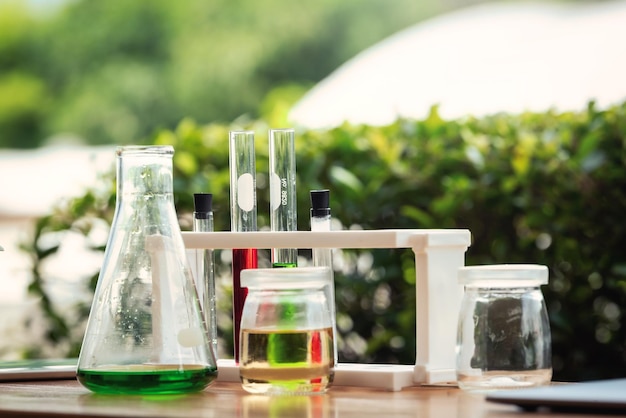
[77,145,217,395]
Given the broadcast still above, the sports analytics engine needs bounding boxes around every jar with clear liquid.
[456,264,552,391]
[77,146,217,395]
[239,267,336,395]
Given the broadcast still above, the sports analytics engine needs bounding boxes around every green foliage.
[0,2,49,147]
[19,169,115,357]
[0,72,49,147]
[24,101,626,381]
[0,0,435,147]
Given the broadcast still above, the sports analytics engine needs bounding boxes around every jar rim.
[241,267,331,289]
[458,264,548,286]
[116,145,174,156]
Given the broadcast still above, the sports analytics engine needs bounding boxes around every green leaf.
[329,165,363,193]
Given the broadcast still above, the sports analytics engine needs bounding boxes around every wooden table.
[0,379,619,418]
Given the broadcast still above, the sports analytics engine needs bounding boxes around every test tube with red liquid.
[229,130,258,363]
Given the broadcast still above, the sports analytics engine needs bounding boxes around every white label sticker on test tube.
[270,172,282,211]
[237,173,255,212]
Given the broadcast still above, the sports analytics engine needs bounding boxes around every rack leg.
[412,245,465,384]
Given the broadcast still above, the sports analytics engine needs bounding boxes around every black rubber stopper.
[193,193,213,218]
[310,189,330,217]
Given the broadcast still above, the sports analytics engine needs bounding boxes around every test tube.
[193,193,218,360]
[310,189,332,267]
[229,130,258,363]
[310,189,338,366]
[269,128,298,267]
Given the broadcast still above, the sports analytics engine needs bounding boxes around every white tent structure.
[289,1,626,129]
[0,144,115,218]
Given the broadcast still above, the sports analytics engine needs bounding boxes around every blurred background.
[0,0,447,148]
[2,0,626,382]
[0,0,468,354]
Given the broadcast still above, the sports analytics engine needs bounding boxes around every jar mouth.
[458,264,548,286]
[462,281,544,288]
[241,267,331,289]
[116,145,174,156]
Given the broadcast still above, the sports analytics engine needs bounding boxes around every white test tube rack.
[182,228,471,391]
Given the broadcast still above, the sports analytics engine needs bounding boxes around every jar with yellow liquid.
[239,267,336,395]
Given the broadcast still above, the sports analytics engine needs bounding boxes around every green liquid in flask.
[77,364,217,395]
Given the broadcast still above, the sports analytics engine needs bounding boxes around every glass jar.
[239,267,336,395]
[456,264,552,391]
[77,146,217,395]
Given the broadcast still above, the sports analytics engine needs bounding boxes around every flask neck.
[116,146,174,196]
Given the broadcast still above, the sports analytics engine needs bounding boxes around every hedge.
[23,102,626,381]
